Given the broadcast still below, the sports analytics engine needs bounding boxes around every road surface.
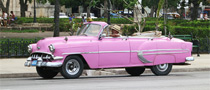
[0,71,209,90]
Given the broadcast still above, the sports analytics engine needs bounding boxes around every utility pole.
[33,0,36,23]
[53,0,60,37]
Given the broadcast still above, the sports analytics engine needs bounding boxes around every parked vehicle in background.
[49,13,69,18]
[76,13,97,19]
[24,21,194,79]
[161,12,180,19]
[110,13,122,18]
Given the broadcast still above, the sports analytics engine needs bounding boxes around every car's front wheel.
[150,63,173,76]
[36,67,59,79]
[125,67,145,76]
[60,56,84,79]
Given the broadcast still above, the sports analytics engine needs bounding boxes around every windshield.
[77,24,101,36]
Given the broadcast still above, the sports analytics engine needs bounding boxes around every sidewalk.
[0,54,209,78]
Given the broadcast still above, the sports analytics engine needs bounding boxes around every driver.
[110,25,121,37]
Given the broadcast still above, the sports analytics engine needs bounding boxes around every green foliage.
[89,0,100,8]
[142,0,159,8]
[15,17,54,24]
[94,18,133,24]
[15,17,209,38]
[122,25,136,36]
[122,18,210,38]
[123,0,138,9]
[15,17,133,24]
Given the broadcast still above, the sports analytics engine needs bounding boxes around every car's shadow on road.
[22,73,188,81]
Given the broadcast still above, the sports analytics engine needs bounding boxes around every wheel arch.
[65,54,90,69]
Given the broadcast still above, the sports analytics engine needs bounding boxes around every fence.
[197,37,210,53]
[0,39,38,58]
[0,37,209,58]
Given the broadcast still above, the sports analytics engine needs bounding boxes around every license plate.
[31,60,38,66]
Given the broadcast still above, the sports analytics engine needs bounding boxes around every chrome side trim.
[137,51,152,63]
[62,52,92,55]
[62,51,130,55]
[132,49,189,55]
[62,49,189,55]
[136,49,189,63]
[143,51,189,55]
[141,49,189,52]
[62,49,189,63]
[99,51,130,53]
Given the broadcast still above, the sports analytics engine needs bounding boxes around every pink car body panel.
[27,21,193,69]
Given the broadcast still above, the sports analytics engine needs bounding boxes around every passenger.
[110,25,121,37]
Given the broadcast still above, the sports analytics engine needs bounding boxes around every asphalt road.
[0,71,209,90]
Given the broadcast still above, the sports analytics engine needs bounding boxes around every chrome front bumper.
[186,57,194,61]
[24,57,63,67]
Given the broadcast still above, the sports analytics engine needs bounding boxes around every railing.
[198,37,210,54]
[0,39,38,58]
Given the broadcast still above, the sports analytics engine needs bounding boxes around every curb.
[0,68,210,78]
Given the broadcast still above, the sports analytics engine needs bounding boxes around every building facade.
[1,0,57,17]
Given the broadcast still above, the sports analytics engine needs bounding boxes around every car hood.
[32,36,97,53]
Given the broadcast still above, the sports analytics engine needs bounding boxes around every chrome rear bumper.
[186,57,194,61]
[24,57,62,67]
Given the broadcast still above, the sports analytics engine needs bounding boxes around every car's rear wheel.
[125,67,145,76]
[60,56,84,79]
[150,63,172,76]
[36,67,59,79]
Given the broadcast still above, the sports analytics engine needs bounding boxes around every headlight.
[28,45,32,53]
[48,44,55,53]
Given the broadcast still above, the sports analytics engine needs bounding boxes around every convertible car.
[24,21,194,79]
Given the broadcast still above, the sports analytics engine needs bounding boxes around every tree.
[142,0,159,17]
[40,0,61,37]
[156,0,165,31]
[19,0,32,17]
[103,0,108,18]
[0,0,10,13]
[142,0,179,17]
[189,0,210,20]
[180,0,186,19]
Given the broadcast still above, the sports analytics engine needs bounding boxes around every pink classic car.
[25,21,194,79]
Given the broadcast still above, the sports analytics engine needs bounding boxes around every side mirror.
[99,34,106,40]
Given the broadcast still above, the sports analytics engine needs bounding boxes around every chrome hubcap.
[66,59,80,75]
[156,64,168,72]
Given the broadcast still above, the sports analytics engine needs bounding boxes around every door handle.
[122,38,128,41]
